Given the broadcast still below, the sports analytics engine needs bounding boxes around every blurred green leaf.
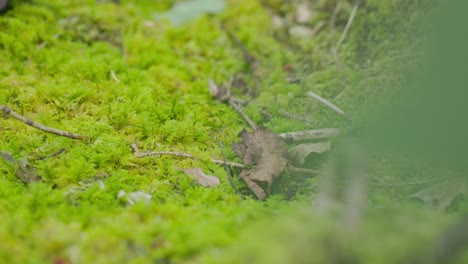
[154,0,225,26]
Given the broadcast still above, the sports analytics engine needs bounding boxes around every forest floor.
[1,0,467,263]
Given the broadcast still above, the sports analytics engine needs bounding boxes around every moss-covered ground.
[1,0,467,263]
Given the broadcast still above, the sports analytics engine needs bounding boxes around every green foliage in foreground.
[1,0,467,263]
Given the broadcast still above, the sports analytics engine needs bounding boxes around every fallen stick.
[336,4,359,51]
[37,148,66,160]
[223,76,257,130]
[329,1,343,71]
[1,105,90,140]
[286,164,320,175]
[279,110,314,126]
[110,70,120,83]
[279,128,340,142]
[369,176,454,187]
[229,100,257,131]
[131,143,247,169]
[307,91,349,118]
[209,77,257,130]
[221,25,256,69]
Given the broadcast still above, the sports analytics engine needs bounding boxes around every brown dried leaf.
[0,151,41,183]
[239,171,267,200]
[410,177,467,211]
[183,168,220,187]
[289,141,332,165]
[232,127,288,199]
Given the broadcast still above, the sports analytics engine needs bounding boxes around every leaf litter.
[0,151,41,183]
[208,75,333,200]
[182,168,220,187]
[289,141,332,165]
[410,177,467,210]
[232,127,289,200]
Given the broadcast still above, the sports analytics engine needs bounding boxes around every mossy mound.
[2,0,466,263]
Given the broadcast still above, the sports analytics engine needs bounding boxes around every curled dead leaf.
[0,151,41,183]
[239,171,267,200]
[410,177,467,211]
[289,141,332,165]
[232,127,288,200]
[183,168,220,187]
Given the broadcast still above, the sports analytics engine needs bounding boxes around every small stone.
[289,25,314,39]
[272,15,286,29]
[118,190,152,206]
[296,2,314,24]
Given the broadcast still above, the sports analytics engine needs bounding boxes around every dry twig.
[131,143,247,169]
[37,148,66,161]
[336,4,359,50]
[286,164,320,175]
[370,176,454,187]
[307,91,349,118]
[228,100,257,131]
[280,110,314,126]
[222,25,256,69]
[330,2,343,70]
[208,78,257,130]
[1,105,90,140]
[279,128,340,142]
[110,70,120,83]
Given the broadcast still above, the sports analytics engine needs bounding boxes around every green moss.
[0,0,458,263]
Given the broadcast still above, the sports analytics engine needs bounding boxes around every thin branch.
[279,128,340,142]
[329,2,341,40]
[280,110,314,126]
[135,150,194,159]
[307,91,349,119]
[131,143,247,169]
[110,70,120,83]
[37,148,66,161]
[36,41,47,51]
[286,164,320,175]
[1,105,90,140]
[379,52,423,65]
[211,158,248,168]
[228,99,257,131]
[311,20,327,37]
[221,25,256,69]
[229,96,248,105]
[331,47,342,70]
[224,74,234,100]
[208,77,256,129]
[336,4,359,50]
[369,176,454,187]
[329,1,342,71]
